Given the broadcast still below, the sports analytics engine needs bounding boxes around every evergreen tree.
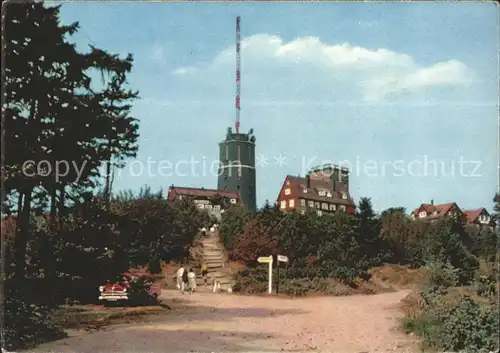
[355,197,382,267]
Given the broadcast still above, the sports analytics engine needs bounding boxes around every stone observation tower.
[217,127,257,212]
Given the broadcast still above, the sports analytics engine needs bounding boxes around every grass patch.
[370,264,425,289]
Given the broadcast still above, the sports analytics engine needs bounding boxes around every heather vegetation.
[221,197,499,352]
[2,2,499,352]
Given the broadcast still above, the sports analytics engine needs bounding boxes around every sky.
[57,1,499,213]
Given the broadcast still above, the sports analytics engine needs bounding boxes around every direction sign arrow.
[257,256,273,263]
[277,255,289,263]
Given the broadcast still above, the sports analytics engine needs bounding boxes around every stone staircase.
[189,231,235,292]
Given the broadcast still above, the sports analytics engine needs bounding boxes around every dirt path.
[24,289,419,352]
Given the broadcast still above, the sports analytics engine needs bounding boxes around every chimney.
[306,174,311,188]
[431,199,434,205]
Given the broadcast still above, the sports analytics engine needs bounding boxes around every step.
[202,246,224,251]
[203,257,225,263]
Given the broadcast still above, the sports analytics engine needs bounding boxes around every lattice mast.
[235,16,241,134]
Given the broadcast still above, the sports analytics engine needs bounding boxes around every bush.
[423,260,459,289]
[440,297,499,352]
[148,258,162,274]
[405,285,499,352]
[4,283,65,350]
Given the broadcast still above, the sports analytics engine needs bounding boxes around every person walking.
[182,266,189,291]
[201,263,208,285]
[176,266,185,294]
[187,268,197,294]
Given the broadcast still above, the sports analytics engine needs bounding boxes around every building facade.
[410,201,465,222]
[167,185,242,220]
[462,208,495,228]
[276,164,356,216]
[217,127,257,212]
[410,201,494,228]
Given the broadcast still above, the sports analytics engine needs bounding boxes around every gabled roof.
[411,202,460,220]
[167,186,240,200]
[278,175,355,206]
[463,208,489,224]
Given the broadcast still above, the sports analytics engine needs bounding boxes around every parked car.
[98,272,161,306]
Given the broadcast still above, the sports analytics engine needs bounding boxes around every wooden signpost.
[276,254,288,294]
[257,255,273,294]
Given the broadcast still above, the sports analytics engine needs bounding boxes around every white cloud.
[172,66,197,76]
[173,34,474,101]
[149,44,167,69]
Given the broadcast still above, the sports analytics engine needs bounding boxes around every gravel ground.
[24,289,419,353]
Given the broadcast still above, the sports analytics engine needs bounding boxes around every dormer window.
[326,192,332,198]
[419,211,427,218]
[433,211,438,216]
[284,188,291,195]
[318,190,326,197]
[302,188,308,194]
[341,193,347,200]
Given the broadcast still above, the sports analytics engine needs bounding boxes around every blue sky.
[57,1,499,213]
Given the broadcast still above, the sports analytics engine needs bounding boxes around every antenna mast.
[235,16,241,134]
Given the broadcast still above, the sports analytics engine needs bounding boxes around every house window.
[214,205,221,211]
[329,204,336,211]
[340,205,346,212]
[289,199,295,208]
[326,192,332,198]
[284,188,291,195]
[230,198,237,204]
[308,200,314,208]
[317,210,323,216]
[419,211,427,218]
[179,196,183,200]
[322,203,328,210]
[479,215,490,224]
[300,199,306,206]
[197,204,205,209]
[318,191,326,197]
[225,145,229,159]
[315,202,320,209]
[341,193,347,200]
[280,200,286,209]
[207,205,213,209]
[303,188,308,193]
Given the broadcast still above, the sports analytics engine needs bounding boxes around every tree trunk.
[50,179,57,232]
[14,188,33,279]
[58,183,66,230]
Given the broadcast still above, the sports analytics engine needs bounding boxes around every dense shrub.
[423,260,459,289]
[404,259,499,353]
[440,297,499,352]
[3,293,65,351]
[147,258,163,274]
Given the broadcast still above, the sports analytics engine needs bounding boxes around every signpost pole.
[258,255,274,295]
[268,257,273,294]
[276,256,280,294]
